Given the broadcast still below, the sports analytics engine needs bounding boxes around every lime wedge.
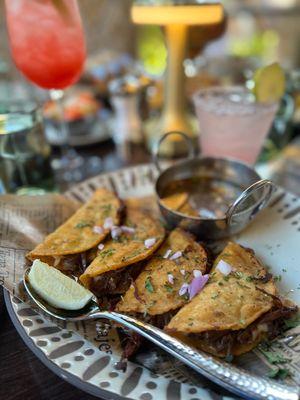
[28,259,93,310]
[253,62,285,103]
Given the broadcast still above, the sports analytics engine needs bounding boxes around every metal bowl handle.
[153,131,196,172]
[226,179,275,227]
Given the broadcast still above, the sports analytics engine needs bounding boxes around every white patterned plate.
[5,164,300,400]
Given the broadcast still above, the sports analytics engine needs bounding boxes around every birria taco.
[27,188,122,275]
[166,242,298,357]
[116,228,208,327]
[79,208,165,296]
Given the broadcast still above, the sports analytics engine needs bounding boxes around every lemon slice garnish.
[28,259,93,310]
[253,62,285,103]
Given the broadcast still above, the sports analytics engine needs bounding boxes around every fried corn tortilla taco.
[116,228,208,327]
[160,192,200,217]
[160,192,188,212]
[178,201,199,217]
[166,242,297,357]
[27,188,122,274]
[79,208,165,295]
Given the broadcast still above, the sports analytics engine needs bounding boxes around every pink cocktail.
[193,86,278,164]
[5,0,85,89]
[4,0,102,184]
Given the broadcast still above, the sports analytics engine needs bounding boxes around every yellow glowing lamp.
[132,1,224,156]
[132,4,223,25]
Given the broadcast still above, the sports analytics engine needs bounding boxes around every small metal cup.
[153,132,274,240]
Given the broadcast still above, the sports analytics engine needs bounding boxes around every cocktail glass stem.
[49,89,84,181]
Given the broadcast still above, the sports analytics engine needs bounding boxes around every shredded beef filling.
[189,304,297,356]
[135,309,178,329]
[117,308,179,364]
[53,252,87,276]
[89,263,144,296]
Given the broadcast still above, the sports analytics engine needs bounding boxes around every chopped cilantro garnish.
[75,221,92,228]
[143,300,156,317]
[236,281,251,289]
[122,249,142,261]
[274,275,282,282]
[234,271,243,279]
[182,293,189,301]
[282,268,287,272]
[99,248,115,258]
[164,284,173,293]
[259,348,289,364]
[101,204,112,217]
[145,277,154,293]
[184,271,191,281]
[221,253,230,258]
[267,368,290,380]
[211,293,219,299]
[188,322,194,326]
[284,315,300,329]
[245,276,254,282]
[218,281,224,286]
[223,275,230,281]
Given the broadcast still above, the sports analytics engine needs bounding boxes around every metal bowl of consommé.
[154,132,274,240]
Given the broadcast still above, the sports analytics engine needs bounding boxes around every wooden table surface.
[0,139,150,400]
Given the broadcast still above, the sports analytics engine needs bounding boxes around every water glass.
[0,101,55,194]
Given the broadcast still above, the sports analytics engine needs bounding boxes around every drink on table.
[193,86,278,164]
[5,0,85,89]
[0,102,54,194]
[5,0,101,185]
[193,63,286,165]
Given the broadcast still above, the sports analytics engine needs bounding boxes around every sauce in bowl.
[160,177,243,220]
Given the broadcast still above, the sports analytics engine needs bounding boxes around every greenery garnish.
[121,249,142,262]
[99,248,115,258]
[164,284,173,293]
[101,204,112,218]
[145,277,154,293]
[75,221,92,228]
[284,315,300,329]
[236,281,251,289]
[267,368,290,380]
[234,271,243,279]
[259,348,289,365]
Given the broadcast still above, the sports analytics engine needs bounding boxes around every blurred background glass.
[0,101,54,194]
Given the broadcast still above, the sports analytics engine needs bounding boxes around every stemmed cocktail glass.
[5,0,101,184]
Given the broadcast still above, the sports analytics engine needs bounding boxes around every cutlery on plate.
[23,268,299,400]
